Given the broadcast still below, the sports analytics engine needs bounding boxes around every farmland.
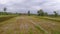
[0,16,60,34]
[0,0,60,34]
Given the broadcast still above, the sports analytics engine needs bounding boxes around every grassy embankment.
[0,15,17,22]
[0,15,18,26]
[35,16,60,22]
[34,16,60,34]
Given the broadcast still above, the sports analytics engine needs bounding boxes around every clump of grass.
[20,32,24,34]
[6,29,14,34]
[30,20,48,34]
[52,30,60,34]
[35,25,48,34]
[29,28,33,34]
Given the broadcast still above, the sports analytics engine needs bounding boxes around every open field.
[0,16,60,34]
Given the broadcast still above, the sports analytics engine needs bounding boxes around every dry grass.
[0,16,60,34]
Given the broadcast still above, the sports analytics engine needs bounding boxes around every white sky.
[0,0,60,14]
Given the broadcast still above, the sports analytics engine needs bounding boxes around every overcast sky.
[0,0,60,14]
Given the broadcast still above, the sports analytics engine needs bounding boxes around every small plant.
[29,28,33,34]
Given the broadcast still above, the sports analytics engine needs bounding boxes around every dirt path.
[0,16,60,34]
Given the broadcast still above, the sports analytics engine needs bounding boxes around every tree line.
[37,9,59,17]
[0,7,20,15]
[27,9,59,17]
[0,7,59,17]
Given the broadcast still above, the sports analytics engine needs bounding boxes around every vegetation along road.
[0,16,60,34]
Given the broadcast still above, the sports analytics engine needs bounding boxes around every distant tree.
[54,11,58,17]
[3,7,8,15]
[4,7,7,12]
[37,11,40,16]
[37,9,44,16]
[28,11,30,16]
[44,12,48,16]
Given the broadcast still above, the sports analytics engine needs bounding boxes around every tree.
[37,9,44,16]
[37,11,40,16]
[44,12,48,16]
[28,11,30,16]
[4,7,7,12]
[3,7,8,15]
[54,11,58,17]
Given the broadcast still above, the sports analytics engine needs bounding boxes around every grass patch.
[36,16,60,22]
[6,29,14,34]
[35,25,48,34]
[0,16,17,26]
[0,15,17,22]
[20,32,24,34]
[52,30,60,34]
[29,28,33,34]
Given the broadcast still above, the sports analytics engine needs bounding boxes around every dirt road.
[0,16,60,34]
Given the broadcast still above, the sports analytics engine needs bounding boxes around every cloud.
[0,0,60,14]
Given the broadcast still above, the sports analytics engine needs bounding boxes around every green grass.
[0,15,18,27]
[34,16,60,34]
[6,29,14,34]
[52,30,60,34]
[36,16,60,22]
[35,25,48,34]
[0,15,17,22]
[0,16,19,34]
[29,28,33,34]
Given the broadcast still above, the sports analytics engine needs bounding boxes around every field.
[0,16,60,34]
